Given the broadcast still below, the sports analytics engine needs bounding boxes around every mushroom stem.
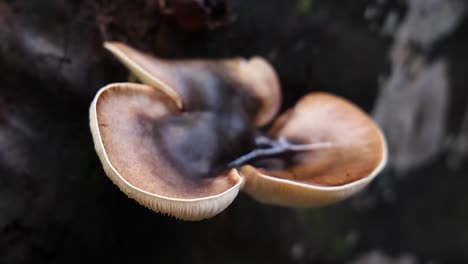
[228,136,332,168]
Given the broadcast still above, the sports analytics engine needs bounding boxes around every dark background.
[1,0,468,263]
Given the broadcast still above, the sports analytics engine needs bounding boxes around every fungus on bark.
[89,42,387,220]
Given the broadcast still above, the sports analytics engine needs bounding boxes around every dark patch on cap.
[156,107,255,179]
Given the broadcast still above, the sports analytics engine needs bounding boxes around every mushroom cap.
[240,92,387,207]
[103,41,281,126]
[89,83,243,220]
[91,42,387,220]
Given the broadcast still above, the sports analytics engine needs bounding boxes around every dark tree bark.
[1,0,468,263]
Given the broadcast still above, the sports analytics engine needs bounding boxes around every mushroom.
[89,42,387,220]
[90,83,244,220]
[240,93,387,207]
[102,42,281,126]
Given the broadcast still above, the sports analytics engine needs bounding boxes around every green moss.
[296,0,314,15]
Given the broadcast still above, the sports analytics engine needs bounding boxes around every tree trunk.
[1,0,468,263]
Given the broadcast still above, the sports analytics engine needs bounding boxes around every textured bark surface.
[1,0,468,263]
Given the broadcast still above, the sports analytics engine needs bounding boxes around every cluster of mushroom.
[89,42,387,221]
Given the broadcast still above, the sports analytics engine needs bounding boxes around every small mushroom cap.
[224,57,282,126]
[89,83,243,220]
[103,41,280,126]
[240,92,387,207]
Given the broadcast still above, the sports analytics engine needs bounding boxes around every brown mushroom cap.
[89,83,243,220]
[103,41,281,126]
[240,92,387,207]
[91,42,386,219]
